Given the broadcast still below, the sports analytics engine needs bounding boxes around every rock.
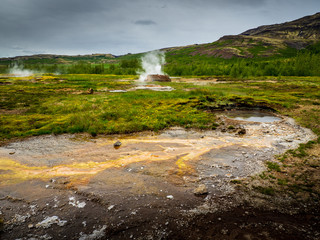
[194,184,208,195]
[35,216,67,228]
[68,197,86,208]
[166,195,174,199]
[108,205,115,210]
[237,128,246,135]
[113,141,122,148]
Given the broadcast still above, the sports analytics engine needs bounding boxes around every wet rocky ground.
[0,112,318,240]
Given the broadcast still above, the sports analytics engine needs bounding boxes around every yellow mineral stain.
[175,140,236,174]
[1,149,181,185]
[0,134,273,186]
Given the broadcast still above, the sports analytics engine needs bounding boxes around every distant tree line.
[1,42,320,77]
[164,44,320,77]
[0,59,141,75]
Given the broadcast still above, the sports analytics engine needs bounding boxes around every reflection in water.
[220,110,281,123]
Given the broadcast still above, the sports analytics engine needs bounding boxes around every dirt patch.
[171,77,227,86]
[0,109,27,115]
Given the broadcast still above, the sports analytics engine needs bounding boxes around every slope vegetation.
[165,12,320,59]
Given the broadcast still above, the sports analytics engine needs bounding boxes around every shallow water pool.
[219,110,282,123]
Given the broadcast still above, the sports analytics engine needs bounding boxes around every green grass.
[266,161,281,172]
[1,74,320,143]
[247,42,273,56]
[0,74,219,140]
[254,186,275,196]
[287,140,317,158]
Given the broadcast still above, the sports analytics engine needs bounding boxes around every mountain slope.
[0,53,116,65]
[165,12,320,59]
[241,12,320,40]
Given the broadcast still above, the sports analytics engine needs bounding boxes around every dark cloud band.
[134,20,157,25]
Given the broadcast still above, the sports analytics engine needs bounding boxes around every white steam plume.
[9,63,35,77]
[138,51,165,81]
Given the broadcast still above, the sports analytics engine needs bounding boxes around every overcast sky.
[0,0,319,57]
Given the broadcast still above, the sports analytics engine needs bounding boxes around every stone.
[166,195,174,199]
[194,184,208,195]
[237,128,246,135]
[108,205,115,210]
[113,141,122,148]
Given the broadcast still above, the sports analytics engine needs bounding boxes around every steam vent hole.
[146,74,171,82]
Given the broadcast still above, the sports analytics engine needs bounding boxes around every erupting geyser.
[9,63,35,77]
[138,50,170,82]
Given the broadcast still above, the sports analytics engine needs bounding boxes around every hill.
[241,12,320,40]
[164,12,320,59]
[0,53,116,65]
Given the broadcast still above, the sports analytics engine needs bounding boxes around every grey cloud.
[11,46,24,50]
[8,45,45,56]
[134,20,157,25]
[159,0,266,8]
[216,0,266,7]
[0,0,319,57]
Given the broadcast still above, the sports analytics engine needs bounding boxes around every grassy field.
[1,74,319,140]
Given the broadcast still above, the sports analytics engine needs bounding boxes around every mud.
[0,115,317,239]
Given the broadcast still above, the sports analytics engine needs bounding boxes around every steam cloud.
[9,63,35,77]
[138,51,165,81]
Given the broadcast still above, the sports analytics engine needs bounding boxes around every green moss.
[269,174,276,179]
[230,179,242,184]
[287,141,316,158]
[277,178,288,185]
[277,154,287,162]
[254,186,275,196]
[259,172,268,179]
[266,161,281,172]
